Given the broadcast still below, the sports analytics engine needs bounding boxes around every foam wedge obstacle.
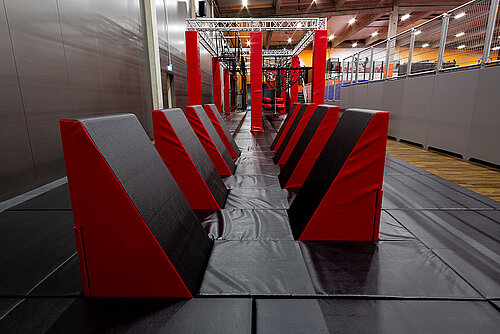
[287,109,389,241]
[185,105,236,176]
[278,105,340,189]
[203,104,241,158]
[60,114,212,297]
[273,103,317,165]
[269,103,302,151]
[153,108,228,209]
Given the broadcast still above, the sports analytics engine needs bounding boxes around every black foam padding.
[0,299,22,320]
[200,240,316,295]
[6,184,71,211]
[199,209,293,240]
[45,298,251,333]
[234,164,280,176]
[29,255,82,297]
[226,189,289,209]
[288,109,375,239]
[0,298,75,333]
[269,103,299,150]
[76,114,212,294]
[378,211,415,241]
[389,209,500,298]
[0,211,75,296]
[299,240,481,298]
[382,174,496,209]
[256,299,329,333]
[161,109,228,208]
[319,299,500,333]
[223,175,280,189]
[206,104,242,156]
[279,105,330,188]
[273,103,310,164]
[188,106,236,174]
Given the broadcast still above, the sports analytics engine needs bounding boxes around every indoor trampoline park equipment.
[269,103,302,151]
[203,104,241,158]
[153,108,228,209]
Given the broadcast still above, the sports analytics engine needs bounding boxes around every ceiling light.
[457,44,466,49]
[348,18,356,25]
[454,12,466,19]
[297,23,302,28]
[422,43,429,48]
[492,46,500,51]
[352,42,358,47]
[329,34,335,40]
[288,37,292,43]
[415,30,422,35]
[246,40,250,46]
[455,32,465,38]
[401,13,411,21]
[371,31,378,37]
[242,0,247,7]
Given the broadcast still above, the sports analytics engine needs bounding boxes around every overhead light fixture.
[371,31,378,37]
[455,32,465,37]
[329,34,335,40]
[242,0,248,7]
[352,42,358,47]
[246,40,250,46]
[457,44,466,49]
[455,12,466,19]
[422,43,430,48]
[288,37,292,43]
[348,18,356,25]
[415,30,422,35]
[401,13,411,21]
[492,46,500,50]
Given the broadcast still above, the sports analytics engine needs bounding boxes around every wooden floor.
[386,139,500,202]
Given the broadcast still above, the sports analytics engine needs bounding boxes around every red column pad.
[60,120,191,297]
[186,31,202,105]
[290,56,299,105]
[285,106,339,188]
[212,57,222,114]
[271,103,302,151]
[152,110,222,209]
[277,104,317,165]
[311,30,327,105]
[224,68,230,115]
[299,112,389,241]
[185,105,233,176]
[250,31,263,131]
[204,104,241,158]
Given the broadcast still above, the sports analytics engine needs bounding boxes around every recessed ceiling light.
[288,37,292,43]
[455,32,465,37]
[422,43,430,48]
[401,14,411,21]
[492,46,500,50]
[246,40,250,46]
[415,30,422,35]
[329,34,335,40]
[457,44,466,49]
[297,23,302,28]
[348,18,356,25]
[371,31,378,37]
[454,12,466,19]
[352,42,358,47]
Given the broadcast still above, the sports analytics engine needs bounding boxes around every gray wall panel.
[467,66,500,165]
[383,79,405,139]
[339,86,350,110]
[351,84,367,109]
[365,81,383,110]
[427,70,478,157]
[399,75,435,146]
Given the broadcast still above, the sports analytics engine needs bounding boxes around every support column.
[142,0,163,110]
[385,6,399,77]
[250,31,263,132]
[224,68,230,115]
[290,56,299,105]
[185,30,202,105]
[212,57,222,113]
[311,30,328,105]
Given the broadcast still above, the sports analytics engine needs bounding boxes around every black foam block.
[29,255,82,297]
[6,184,71,211]
[279,105,331,188]
[269,103,300,150]
[200,240,316,295]
[0,299,22,320]
[299,240,481,298]
[206,104,242,156]
[0,211,75,296]
[273,104,310,163]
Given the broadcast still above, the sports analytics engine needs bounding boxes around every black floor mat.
[223,175,281,189]
[6,184,71,211]
[226,189,289,209]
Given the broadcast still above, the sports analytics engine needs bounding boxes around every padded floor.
[0,111,499,332]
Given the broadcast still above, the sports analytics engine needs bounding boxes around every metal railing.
[338,0,499,86]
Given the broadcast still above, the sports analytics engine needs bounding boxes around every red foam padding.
[277,104,317,165]
[152,110,221,209]
[250,31,263,131]
[263,98,271,103]
[311,30,327,105]
[224,68,230,115]
[299,112,389,241]
[272,103,302,152]
[276,104,285,109]
[203,104,238,158]
[185,31,202,106]
[212,57,222,114]
[185,105,232,176]
[264,104,273,109]
[290,56,299,105]
[60,120,192,298]
[275,98,284,103]
[285,106,340,188]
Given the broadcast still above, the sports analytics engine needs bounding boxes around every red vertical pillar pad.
[224,68,230,115]
[212,57,222,114]
[185,31,202,105]
[290,56,299,105]
[311,30,327,105]
[250,31,263,132]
